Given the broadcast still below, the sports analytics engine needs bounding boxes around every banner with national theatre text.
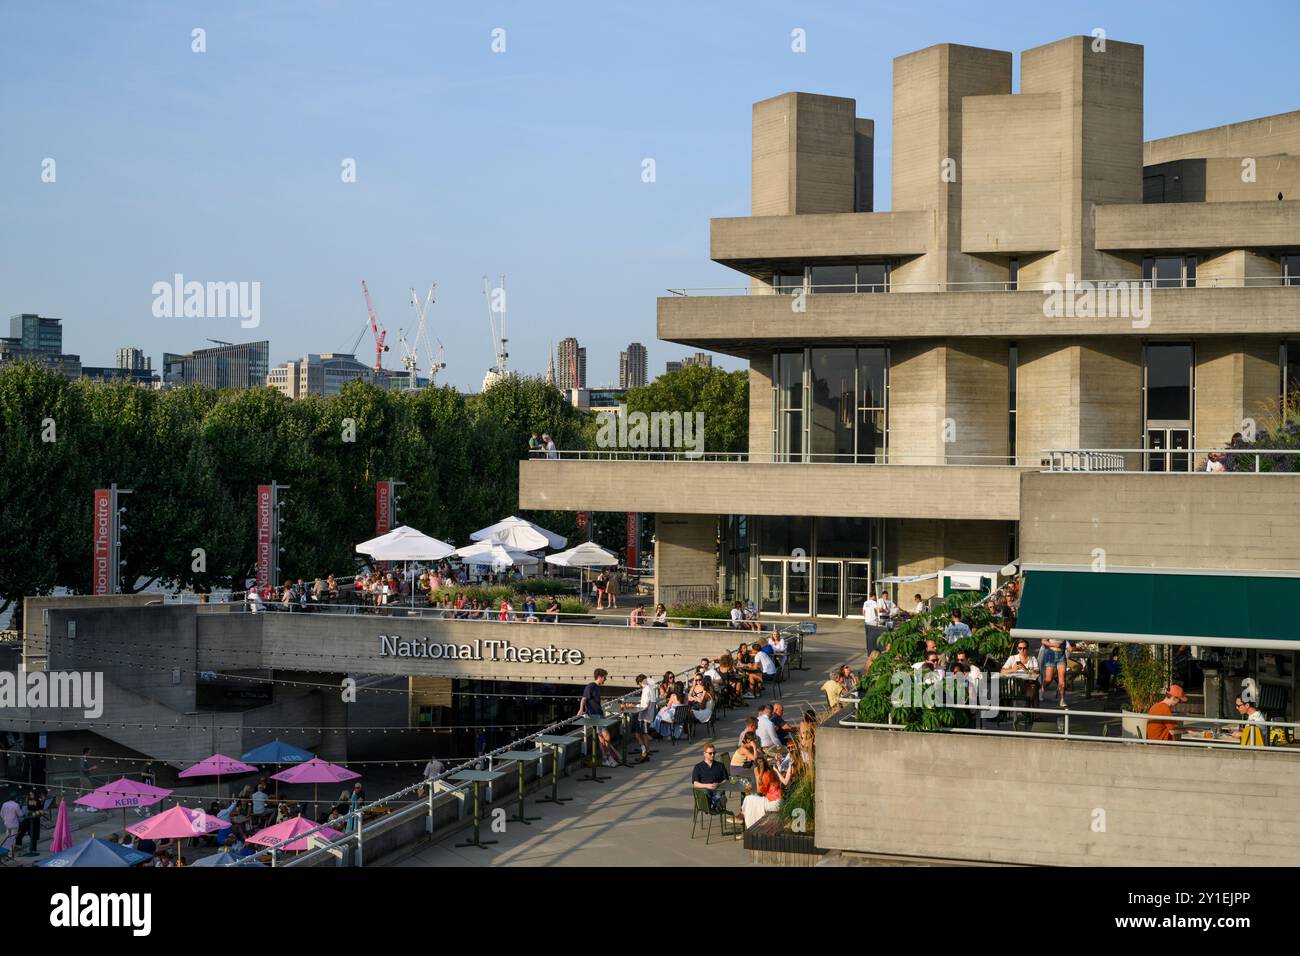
[92,489,112,595]
[255,484,273,592]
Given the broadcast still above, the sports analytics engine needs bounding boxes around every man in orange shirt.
[1146,684,1188,741]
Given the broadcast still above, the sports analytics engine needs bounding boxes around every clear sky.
[3,0,1297,390]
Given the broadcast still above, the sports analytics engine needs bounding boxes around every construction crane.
[359,279,389,372]
[481,274,509,391]
[398,284,446,390]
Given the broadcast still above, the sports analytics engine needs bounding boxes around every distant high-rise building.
[619,342,648,389]
[163,340,269,389]
[682,352,713,368]
[116,347,151,372]
[9,314,62,353]
[665,360,683,374]
[557,337,587,390]
[267,352,375,399]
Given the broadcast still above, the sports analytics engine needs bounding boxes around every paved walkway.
[388,621,866,867]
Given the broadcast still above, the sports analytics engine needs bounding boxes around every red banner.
[256,484,273,592]
[626,512,638,571]
[375,481,393,536]
[92,489,112,595]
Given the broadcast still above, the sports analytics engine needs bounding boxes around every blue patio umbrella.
[241,740,312,764]
[34,838,152,868]
[189,851,267,867]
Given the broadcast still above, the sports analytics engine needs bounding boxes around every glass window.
[1283,254,1300,287]
[857,347,887,462]
[815,516,874,558]
[775,351,805,461]
[1144,343,1193,422]
[1144,256,1190,288]
[1284,341,1300,403]
[1185,256,1196,288]
[809,265,856,293]
[809,348,856,462]
[1008,343,1018,463]
[857,264,889,293]
[773,269,804,295]
[1007,258,1019,291]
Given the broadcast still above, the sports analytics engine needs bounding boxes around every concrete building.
[10,313,63,352]
[267,352,374,399]
[162,340,269,389]
[620,342,648,388]
[116,347,151,372]
[557,337,586,390]
[520,35,1300,621]
[664,360,682,375]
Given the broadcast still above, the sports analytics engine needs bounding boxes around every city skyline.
[4,2,1298,389]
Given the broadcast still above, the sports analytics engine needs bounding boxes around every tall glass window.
[1283,341,1300,404]
[775,348,888,463]
[774,269,804,295]
[1008,343,1018,464]
[857,264,889,293]
[808,265,857,293]
[1143,256,1195,289]
[809,348,856,462]
[1282,254,1300,287]
[1144,343,1194,421]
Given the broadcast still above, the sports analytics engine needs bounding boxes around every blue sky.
[3,0,1297,390]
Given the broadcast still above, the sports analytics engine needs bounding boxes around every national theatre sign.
[377,635,585,665]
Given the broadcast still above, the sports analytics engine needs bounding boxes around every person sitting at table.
[691,745,728,810]
[690,683,715,727]
[653,603,668,627]
[731,731,760,770]
[1002,639,1041,708]
[657,671,676,703]
[768,702,794,746]
[738,755,783,829]
[628,604,646,627]
[822,665,847,709]
[1146,684,1188,742]
[1236,690,1268,747]
[651,683,687,739]
[544,594,561,622]
[1099,646,1121,693]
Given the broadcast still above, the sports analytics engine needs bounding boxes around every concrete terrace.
[385,621,867,867]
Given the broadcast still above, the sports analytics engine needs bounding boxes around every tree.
[623,365,748,454]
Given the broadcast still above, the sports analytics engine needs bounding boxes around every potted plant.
[1119,645,1166,738]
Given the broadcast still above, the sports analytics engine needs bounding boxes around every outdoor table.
[448,769,509,849]
[573,716,620,783]
[493,751,546,825]
[533,734,580,805]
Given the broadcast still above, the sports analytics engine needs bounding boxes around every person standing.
[23,788,44,856]
[594,572,607,610]
[633,674,655,763]
[543,433,558,459]
[528,432,541,458]
[2,791,23,857]
[863,593,885,655]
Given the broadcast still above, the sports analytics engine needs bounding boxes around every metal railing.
[841,700,1300,755]
[1043,448,1300,473]
[542,449,1032,467]
[275,685,650,867]
[665,276,1300,296]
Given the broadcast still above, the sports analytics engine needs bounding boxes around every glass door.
[1146,427,1191,472]
[846,561,872,616]
[816,560,842,617]
[759,560,784,613]
[786,561,811,616]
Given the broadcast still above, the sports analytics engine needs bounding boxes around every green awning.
[1013,568,1300,650]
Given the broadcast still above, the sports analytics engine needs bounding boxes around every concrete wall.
[816,722,1300,865]
[1095,200,1300,250]
[1020,471,1300,571]
[888,340,1009,464]
[887,518,1011,599]
[521,459,1028,522]
[748,357,772,459]
[1195,338,1280,460]
[1144,109,1300,166]
[1144,155,1300,204]
[654,512,718,604]
[657,287,1300,354]
[710,211,927,266]
[752,92,861,216]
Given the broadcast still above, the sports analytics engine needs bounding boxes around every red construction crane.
[360,279,389,372]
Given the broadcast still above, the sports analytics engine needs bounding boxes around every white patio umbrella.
[471,516,566,550]
[453,541,539,571]
[355,526,456,607]
[545,542,618,600]
[355,525,456,561]
[485,523,550,551]
[544,542,618,568]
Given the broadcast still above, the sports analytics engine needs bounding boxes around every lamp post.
[109,483,133,594]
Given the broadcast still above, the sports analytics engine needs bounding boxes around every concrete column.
[888,340,1009,464]
[654,513,719,606]
[1195,338,1281,463]
[748,355,773,460]
[752,92,861,216]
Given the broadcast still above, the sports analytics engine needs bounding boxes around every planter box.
[743,811,825,867]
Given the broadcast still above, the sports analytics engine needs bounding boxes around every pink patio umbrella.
[126,804,226,865]
[50,799,73,855]
[178,754,259,800]
[270,757,360,821]
[246,814,345,853]
[75,778,173,834]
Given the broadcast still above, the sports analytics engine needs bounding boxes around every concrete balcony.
[519,458,1028,521]
[1095,199,1300,250]
[657,285,1300,356]
[710,211,929,269]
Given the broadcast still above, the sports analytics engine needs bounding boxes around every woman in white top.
[1002,639,1040,707]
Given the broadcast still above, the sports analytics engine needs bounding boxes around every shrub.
[1119,644,1166,712]
[667,602,732,627]
[778,761,815,833]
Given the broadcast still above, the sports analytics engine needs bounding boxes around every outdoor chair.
[667,704,691,745]
[691,788,736,845]
[690,707,717,740]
